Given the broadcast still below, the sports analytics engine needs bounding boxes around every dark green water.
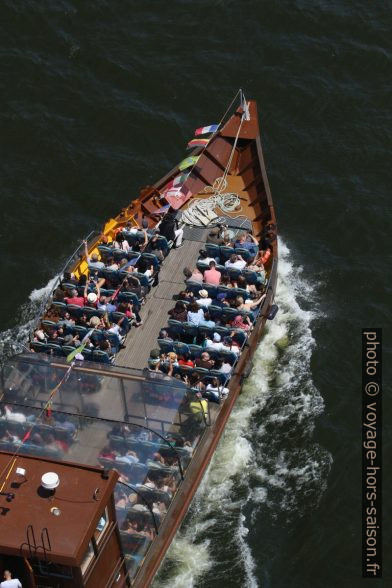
[1,2,390,587]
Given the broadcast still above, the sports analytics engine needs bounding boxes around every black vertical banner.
[362,328,382,578]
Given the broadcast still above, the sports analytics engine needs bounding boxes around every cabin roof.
[0,452,118,566]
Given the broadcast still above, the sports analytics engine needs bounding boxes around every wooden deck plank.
[116,236,206,370]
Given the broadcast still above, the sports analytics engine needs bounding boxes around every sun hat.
[198,289,209,298]
[87,292,98,303]
[167,351,177,361]
[213,332,221,342]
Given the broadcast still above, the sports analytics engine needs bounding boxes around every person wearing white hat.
[196,289,212,308]
[204,332,224,351]
[83,281,100,307]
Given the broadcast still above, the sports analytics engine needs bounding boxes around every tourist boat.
[0,91,278,587]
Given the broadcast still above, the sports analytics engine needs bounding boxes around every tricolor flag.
[66,328,95,363]
[164,173,189,192]
[195,124,219,136]
[187,138,210,149]
[178,156,199,171]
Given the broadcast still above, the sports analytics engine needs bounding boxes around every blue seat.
[62,345,77,357]
[205,243,221,258]
[61,282,77,292]
[232,287,249,299]
[66,304,83,318]
[92,350,112,364]
[217,285,231,296]
[230,328,247,345]
[221,307,240,321]
[45,343,62,356]
[194,367,210,377]
[123,230,145,246]
[52,301,67,313]
[103,269,120,285]
[196,261,207,272]
[73,325,88,338]
[181,322,198,339]
[203,284,217,298]
[83,307,104,320]
[219,246,235,260]
[198,325,214,339]
[173,341,190,355]
[235,247,253,261]
[110,311,130,326]
[133,272,150,288]
[214,325,230,338]
[167,319,183,335]
[30,341,47,353]
[157,339,174,353]
[220,350,238,365]
[155,235,170,254]
[127,251,141,261]
[118,291,141,307]
[141,252,160,268]
[82,348,93,360]
[178,364,194,376]
[97,245,113,258]
[228,268,241,280]
[207,370,228,384]
[112,248,128,262]
[208,305,222,320]
[185,280,203,294]
[188,344,203,357]
[42,320,57,331]
[242,269,259,285]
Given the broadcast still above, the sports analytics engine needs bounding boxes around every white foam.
[0,275,60,360]
[153,238,331,587]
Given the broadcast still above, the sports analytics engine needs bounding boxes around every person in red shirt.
[203,260,221,285]
[178,353,194,367]
[64,289,85,307]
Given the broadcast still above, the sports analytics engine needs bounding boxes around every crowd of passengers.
[142,225,274,415]
[99,424,195,541]
[30,218,174,362]
[0,404,77,457]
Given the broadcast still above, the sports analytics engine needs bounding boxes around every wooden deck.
[116,235,206,370]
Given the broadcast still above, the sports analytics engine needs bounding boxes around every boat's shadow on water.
[152,238,332,588]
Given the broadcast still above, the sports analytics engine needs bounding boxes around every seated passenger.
[168,301,188,322]
[97,295,117,313]
[203,260,221,285]
[184,266,203,284]
[206,225,225,246]
[58,312,75,328]
[123,276,147,300]
[214,357,232,375]
[144,234,164,262]
[195,351,215,370]
[199,311,215,329]
[137,257,154,277]
[158,212,184,248]
[198,250,217,266]
[221,336,240,355]
[105,256,119,270]
[206,377,229,400]
[178,352,194,367]
[115,450,139,465]
[204,332,224,351]
[230,314,252,331]
[83,240,105,270]
[234,230,259,255]
[113,230,130,253]
[196,290,212,308]
[225,254,247,271]
[235,293,266,312]
[187,301,204,325]
[64,288,85,307]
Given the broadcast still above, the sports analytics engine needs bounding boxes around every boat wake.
[152,238,332,588]
[0,276,58,363]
